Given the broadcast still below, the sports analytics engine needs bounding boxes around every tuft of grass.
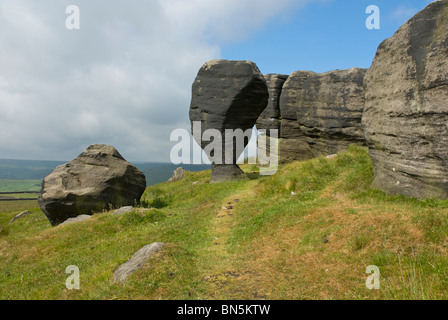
[382,256,448,300]
[414,210,448,244]
[140,188,173,209]
[119,209,167,227]
[352,234,371,251]
[0,225,9,237]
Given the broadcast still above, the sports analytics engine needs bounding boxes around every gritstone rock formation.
[38,144,147,226]
[168,167,186,183]
[256,74,289,133]
[277,68,367,163]
[362,0,448,199]
[189,59,269,183]
[255,74,288,166]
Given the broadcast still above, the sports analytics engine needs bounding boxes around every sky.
[0,0,435,162]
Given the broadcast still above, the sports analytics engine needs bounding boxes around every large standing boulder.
[38,144,147,226]
[189,59,269,183]
[362,0,448,199]
[279,68,367,162]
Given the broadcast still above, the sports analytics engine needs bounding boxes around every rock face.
[256,74,289,133]
[189,59,269,183]
[38,144,147,226]
[279,68,367,163]
[363,0,448,199]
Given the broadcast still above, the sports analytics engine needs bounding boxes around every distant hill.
[0,159,66,180]
[0,159,210,190]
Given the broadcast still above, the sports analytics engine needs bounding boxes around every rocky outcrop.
[256,74,288,133]
[294,68,367,155]
[38,144,147,226]
[168,167,186,183]
[278,68,367,163]
[189,59,269,183]
[362,0,448,199]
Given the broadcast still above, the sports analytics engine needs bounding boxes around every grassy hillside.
[0,146,447,300]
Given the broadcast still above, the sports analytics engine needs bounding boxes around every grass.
[139,188,173,209]
[0,145,447,300]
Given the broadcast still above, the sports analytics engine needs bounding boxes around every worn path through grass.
[199,180,262,299]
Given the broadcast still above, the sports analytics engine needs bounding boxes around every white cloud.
[0,0,309,162]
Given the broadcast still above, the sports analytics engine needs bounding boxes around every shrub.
[140,188,172,209]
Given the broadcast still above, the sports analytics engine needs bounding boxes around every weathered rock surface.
[279,68,367,162]
[113,242,164,284]
[279,118,314,164]
[38,144,147,226]
[168,167,186,183]
[9,210,33,224]
[256,74,289,133]
[362,0,448,199]
[189,59,269,183]
[60,214,91,226]
[276,70,322,164]
[295,68,367,155]
[112,206,134,216]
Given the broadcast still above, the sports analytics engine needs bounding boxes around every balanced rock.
[38,144,146,226]
[189,60,269,183]
[362,0,448,199]
[279,68,367,162]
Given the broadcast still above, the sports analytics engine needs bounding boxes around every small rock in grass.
[168,167,186,183]
[9,210,34,224]
[60,215,91,226]
[112,206,134,216]
[113,242,165,284]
